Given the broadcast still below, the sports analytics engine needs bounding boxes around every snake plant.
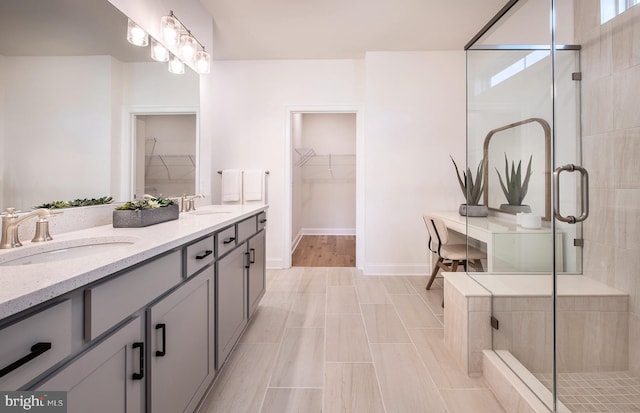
[496,154,532,206]
[451,156,485,206]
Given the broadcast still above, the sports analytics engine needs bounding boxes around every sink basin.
[0,236,140,266]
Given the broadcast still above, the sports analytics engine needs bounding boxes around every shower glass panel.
[466,0,583,411]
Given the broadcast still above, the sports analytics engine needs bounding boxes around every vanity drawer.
[237,216,257,244]
[185,235,214,278]
[216,226,237,257]
[257,211,267,231]
[0,300,72,390]
[85,251,181,341]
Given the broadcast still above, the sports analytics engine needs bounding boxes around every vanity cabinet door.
[247,230,266,317]
[216,245,248,369]
[35,316,145,413]
[148,268,215,413]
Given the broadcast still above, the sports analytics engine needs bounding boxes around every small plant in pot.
[451,156,488,217]
[496,154,533,213]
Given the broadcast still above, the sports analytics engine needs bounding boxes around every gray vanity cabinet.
[215,246,248,370]
[247,230,266,317]
[35,316,145,413]
[147,267,215,413]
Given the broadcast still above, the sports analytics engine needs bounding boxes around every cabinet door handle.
[196,250,213,260]
[132,342,144,380]
[259,218,267,224]
[155,323,166,357]
[250,248,256,264]
[223,237,236,245]
[244,252,251,269]
[0,342,52,378]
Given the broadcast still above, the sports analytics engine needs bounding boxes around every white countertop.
[0,204,267,320]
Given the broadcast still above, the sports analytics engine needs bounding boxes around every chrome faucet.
[0,208,60,249]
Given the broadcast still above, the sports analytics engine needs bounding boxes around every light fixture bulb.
[127,19,148,47]
[161,14,180,46]
[168,54,185,74]
[195,50,211,74]
[150,38,169,62]
[180,34,198,62]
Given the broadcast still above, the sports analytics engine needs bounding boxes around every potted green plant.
[113,196,178,228]
[451,156,488,217]
[496,154,533,213]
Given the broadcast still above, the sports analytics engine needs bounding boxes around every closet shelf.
[294,147,355,167]
[145,154,195,180]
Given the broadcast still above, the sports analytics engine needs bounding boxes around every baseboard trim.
[266,258,285,269]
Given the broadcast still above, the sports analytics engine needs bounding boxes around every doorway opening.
[290,112,357,267]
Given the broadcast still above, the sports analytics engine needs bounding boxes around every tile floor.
[197,267,505,413]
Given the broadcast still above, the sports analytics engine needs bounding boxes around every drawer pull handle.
[132,342,144,380]
[250,248,256,264]
[223,237,236,245]
[196,250,213,260]
[245,252,251,269]
[0,342,52,378]
[259,218,267,224]
[155,323,166,357]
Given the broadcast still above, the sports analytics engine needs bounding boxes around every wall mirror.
[0,0,199,212]
[482,118,551,221]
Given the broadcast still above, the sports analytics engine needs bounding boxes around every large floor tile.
[440,388,505,413]
[240,304,291,343]
[260,388,322,413]
[408,328,486,389]
[370,343,447,413]
[327,285,360,314]
[199,343,278,413]
[327,267,355,286]
[269,328,325,387]
[298,268,328,293]
[380,276,416,294]
[324,363,385,413]
[286,294,326,328]
[326,314,371,362]
[390,294,442,328]
[354,279,393,304]
[361,304,411,343]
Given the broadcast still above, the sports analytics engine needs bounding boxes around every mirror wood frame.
[482,117,551,221]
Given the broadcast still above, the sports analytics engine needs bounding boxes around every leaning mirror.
[0,0,199,211]
[482,118,551,221]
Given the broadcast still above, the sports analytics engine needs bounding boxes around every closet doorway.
[290,112,357,267]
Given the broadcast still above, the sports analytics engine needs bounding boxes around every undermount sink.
[0,236,140,266]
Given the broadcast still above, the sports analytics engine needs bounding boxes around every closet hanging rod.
[217,170,270,174]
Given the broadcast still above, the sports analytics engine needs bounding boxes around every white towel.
[221,169,242,202]
[243,170,264,202]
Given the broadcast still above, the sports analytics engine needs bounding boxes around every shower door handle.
[553,164,589,224]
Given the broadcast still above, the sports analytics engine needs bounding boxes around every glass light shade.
[195,50,211,74]
[127,19,148,47]
[168,54,185,74]
[161,14,180,45]
[150,38,169,62]
[180,34,198,62]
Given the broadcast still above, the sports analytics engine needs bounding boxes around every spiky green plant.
[496,154,533,206]
[451,156,485,206]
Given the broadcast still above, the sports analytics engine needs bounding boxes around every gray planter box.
[113,204,179,228]
[458,204,489,217]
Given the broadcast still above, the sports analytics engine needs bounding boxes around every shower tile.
[583,133,615,189]
[614,128,640,190]
[582,240,616,285]
[613,65,640,130]
[585,188,617,246]
[574,0,599,44]
[614,189,640,249]
[612,10,635,71]
[583,77,614,135]
[630,314,640,374]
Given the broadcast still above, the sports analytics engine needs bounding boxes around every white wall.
[363,51,466,275]
[209,59,365,268]
[296,113,356,236]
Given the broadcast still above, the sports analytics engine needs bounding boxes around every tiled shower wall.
[575,0,640,374]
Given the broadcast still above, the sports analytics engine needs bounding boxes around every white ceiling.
[200,0,508,60]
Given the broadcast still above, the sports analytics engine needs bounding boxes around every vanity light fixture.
[168,53,185,74]
[127,19,148,47]
[150,38,170,62]
[160,10,211,74]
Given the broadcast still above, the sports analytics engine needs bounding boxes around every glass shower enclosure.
[463,0,637,412]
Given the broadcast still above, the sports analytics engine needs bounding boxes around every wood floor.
[292,235,356,267]
[197,267,506,413]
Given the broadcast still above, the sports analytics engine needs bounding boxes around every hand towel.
[243,170,264,202]
[221,169,242,202]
